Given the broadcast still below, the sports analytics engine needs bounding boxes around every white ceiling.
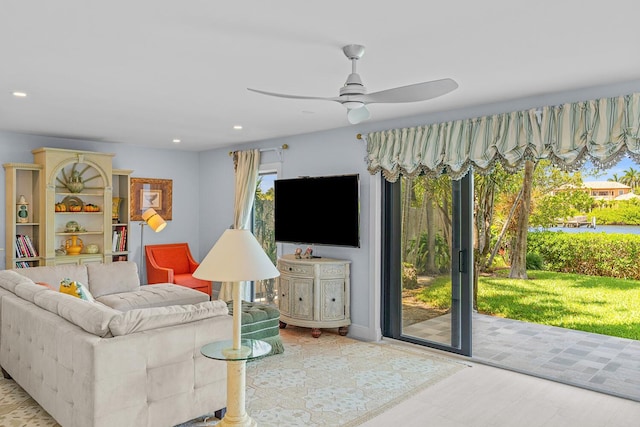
[1,1,639,152]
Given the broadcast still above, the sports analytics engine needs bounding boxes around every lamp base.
[217,414,257,427]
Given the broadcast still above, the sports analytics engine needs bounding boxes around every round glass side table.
[201,339,272,426]
[201,339,272,361]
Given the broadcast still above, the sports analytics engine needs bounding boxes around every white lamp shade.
[193,229,280,282]
[142,208,167,232]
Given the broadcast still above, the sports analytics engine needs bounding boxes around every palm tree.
[621,167,640,190]
[608,173,621,183]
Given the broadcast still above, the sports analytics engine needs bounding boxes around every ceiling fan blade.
[247,88,339,102]
[347,105,371,124]
[362,78,458,104]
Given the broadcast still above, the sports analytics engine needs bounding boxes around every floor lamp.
[194,229,280,427]
[139,208,166,283]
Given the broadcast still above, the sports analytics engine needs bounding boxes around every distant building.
[555,181,633,201]
[584,181,633,200]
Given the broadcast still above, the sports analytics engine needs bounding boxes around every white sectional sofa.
[0,261,232,427]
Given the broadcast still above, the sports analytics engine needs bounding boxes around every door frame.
[381,173,473,356]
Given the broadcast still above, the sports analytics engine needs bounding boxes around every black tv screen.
[274,174,360,247]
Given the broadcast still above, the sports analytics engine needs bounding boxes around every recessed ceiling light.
[233,125,243,130]
[12,91,27,97]
[172,139,181,144]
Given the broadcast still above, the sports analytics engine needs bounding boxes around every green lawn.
[416,270,640,340]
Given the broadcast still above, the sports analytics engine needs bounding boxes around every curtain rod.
[228,144,289,157]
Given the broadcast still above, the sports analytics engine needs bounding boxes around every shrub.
[527,231,640,280]
[526,252,544,270]
[402,262,419,289]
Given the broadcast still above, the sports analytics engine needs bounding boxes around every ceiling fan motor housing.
[340,72,366,109]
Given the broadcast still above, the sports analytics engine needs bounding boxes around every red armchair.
[145,243,212,296]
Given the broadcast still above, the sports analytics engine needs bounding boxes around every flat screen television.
[274,174,360,248]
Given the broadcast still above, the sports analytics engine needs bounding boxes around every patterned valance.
[365,93,640,182]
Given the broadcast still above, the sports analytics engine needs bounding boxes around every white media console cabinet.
[276,254,351,338]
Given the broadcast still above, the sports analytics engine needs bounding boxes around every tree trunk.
[401,178,413,265]
[485,186,524,269]
[509,160,535,279]
[426,196,437,273]
[472,175,496,311]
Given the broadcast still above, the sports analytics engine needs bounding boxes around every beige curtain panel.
[219,149,261,301]
[365,93,640,182]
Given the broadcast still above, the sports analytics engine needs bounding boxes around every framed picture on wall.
[130,177,173,221]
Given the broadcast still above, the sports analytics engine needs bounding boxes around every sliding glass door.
[382,173,473,355]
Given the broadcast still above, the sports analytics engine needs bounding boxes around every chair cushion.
[149,246,191,274]
[96,283,209,311]
[174,274,211,294]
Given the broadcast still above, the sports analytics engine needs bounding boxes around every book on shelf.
[112,226,127,253]
[15,261,32,268]
[15,234,38,258]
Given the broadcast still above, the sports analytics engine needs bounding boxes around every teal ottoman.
[227,301,284,356]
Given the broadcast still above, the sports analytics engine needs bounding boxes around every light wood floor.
[360,346,640,427]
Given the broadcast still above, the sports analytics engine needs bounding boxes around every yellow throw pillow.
[59,278,95,302]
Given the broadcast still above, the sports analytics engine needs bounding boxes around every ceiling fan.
[248,44,458,124]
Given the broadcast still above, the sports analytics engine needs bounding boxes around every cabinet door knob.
[288,267,293,271]
[332,298,336,302]
[299,297,303,301]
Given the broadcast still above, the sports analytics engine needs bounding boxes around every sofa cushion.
[59,278,96,302]
[12,280,52,303]
[12,264,88,292]
[31,290,119,337]
[0,269,36,293]
[109,300,229,336]
[96,283,209,311]
[86,261,140,298]
[35,281,57,291]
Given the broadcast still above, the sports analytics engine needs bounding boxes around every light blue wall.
[0,134,202,274]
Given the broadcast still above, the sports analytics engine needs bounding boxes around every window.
[253,170,278,304]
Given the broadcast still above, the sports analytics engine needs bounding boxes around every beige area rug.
[0,328,466,427]
[242,327,466,426]
[0,374,59,427]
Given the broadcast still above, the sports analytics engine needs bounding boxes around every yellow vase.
[65,235,83,255]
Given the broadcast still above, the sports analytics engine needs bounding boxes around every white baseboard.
[347,323,382,342]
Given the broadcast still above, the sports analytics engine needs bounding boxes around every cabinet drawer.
[278,260,314,276]
[319,263,346,278]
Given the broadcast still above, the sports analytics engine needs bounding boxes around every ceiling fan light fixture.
[347,105,370,124]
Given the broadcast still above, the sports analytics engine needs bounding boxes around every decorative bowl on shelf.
[65,170,84,193]
[85,244,99,254]
[65,221,80,232]
[65,181,84,193]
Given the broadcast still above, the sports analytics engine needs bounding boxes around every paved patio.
[403,313,640,402]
